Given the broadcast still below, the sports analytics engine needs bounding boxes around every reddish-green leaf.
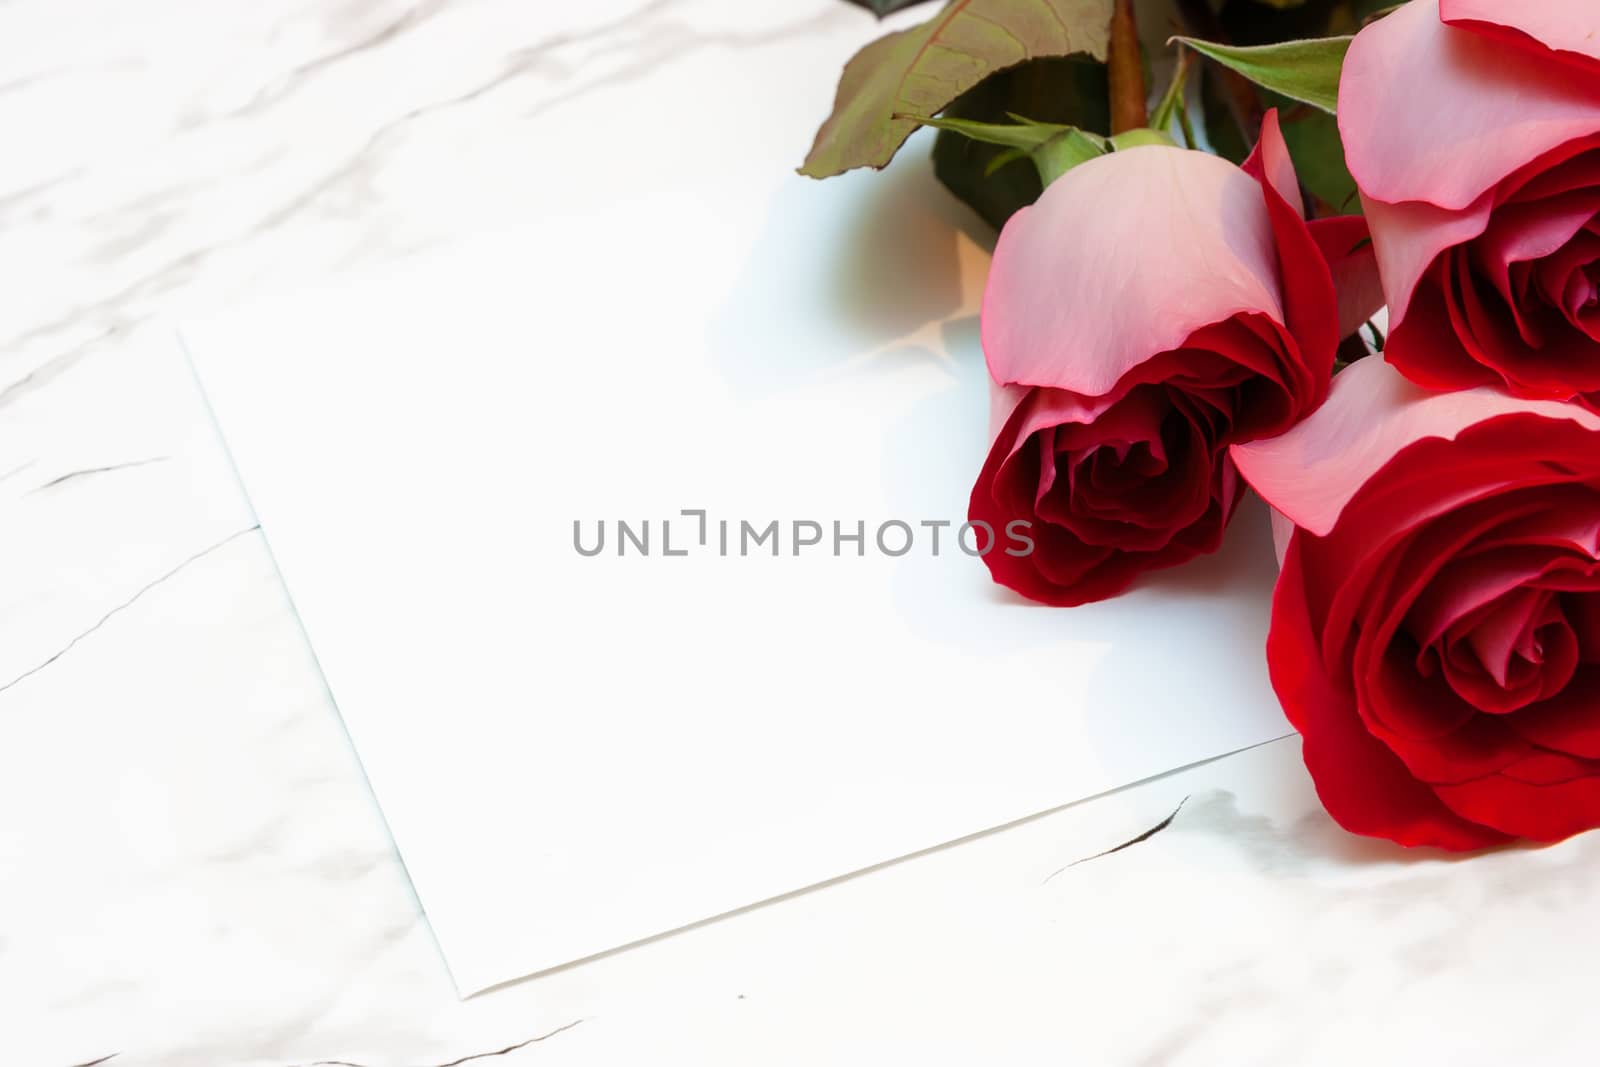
[800,0,1113,178]
[916,115,1109,185]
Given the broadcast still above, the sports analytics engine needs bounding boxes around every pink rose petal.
[1231,357,1600,537]
[1307,215,1385,340]
[1339,0,1600,213]
[982,145,1283,395]
[1359,192,1492,327]
[1441,0,1600,74]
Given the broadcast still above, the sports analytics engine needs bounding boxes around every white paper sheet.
[182,178,1292,995]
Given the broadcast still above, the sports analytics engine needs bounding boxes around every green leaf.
[914,115,1085,154]
[1030,128,1111,185]
[800,0,1113,178]
[930,56,1110,229]
[982,148,1027,176]
[919,112,1178,191]
[1148,50,1192,139]
[1173,34,1351,114]
[916,116,1107,187]
[1108,128,1175,151]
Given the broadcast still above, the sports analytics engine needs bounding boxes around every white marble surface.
[5,1,1600,1064]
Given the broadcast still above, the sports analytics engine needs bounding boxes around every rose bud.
[1234,356,1600,850]
[970,112,1373,606]
[1340,0,1600,403]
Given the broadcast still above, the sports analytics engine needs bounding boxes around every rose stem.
[1109,0,1148,134]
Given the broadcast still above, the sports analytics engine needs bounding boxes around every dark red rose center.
[1033,383,1216,548]
[1417,587,1587,714]
[971,311,1317,607]
[1399,137,1600,399]
[1523,226,1600,339]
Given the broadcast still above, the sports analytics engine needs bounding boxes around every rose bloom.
[1235,356,1600,850]
[970,113,1373,606]
[1340,0,1600,402]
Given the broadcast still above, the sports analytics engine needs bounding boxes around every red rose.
[1340,0,1600,403]
[1235,356,1600,849]
[970,113,1372,605]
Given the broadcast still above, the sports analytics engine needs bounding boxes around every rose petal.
[1307,215,1385,341]
[987,381,1032,444]
[1048,397,1215,548]
[971,399,1100,605]
[1376,637,1480,739]
[1318,473,1550,666]
[1472,189,1600,330]
[1359,657,1529,779]
[1240,111,1337,412]
[1339,0,1600,212]
[1459,588,1548,691]
[982,146,1283,395]
[1536,231,1600,333]
[1384,267,1504,393]
[1309,439,1600,679]
[1499,749,1598,787]
[1360,190,1492,328]
[1434,769,1600,842]
[1441,0,1600,75]
[1509,666,1600,757]
[1029,523,1113,590]
[1504,142,1600,203]
[970,388,1235,606]
[1346,502,1537,771]
[1269,539,1510,850]
[1408,547,1561,648]
[1241,108,1304,221]
[1453,246,1600,398]
[1230,357,1600,538]
[1567,593,1600,662]
[1269,506,1293,567]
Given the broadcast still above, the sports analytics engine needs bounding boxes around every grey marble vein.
[305,1019,585,1067]
[0,524,258,697]
[28,456,167,494]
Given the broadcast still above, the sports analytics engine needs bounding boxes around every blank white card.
[183,180,1290,995]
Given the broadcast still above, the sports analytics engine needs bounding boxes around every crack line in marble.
[0,523,258,698]
[304,1018,586,1067]
[1041,796,1191,883]
[65,1054,118,1067]
[28,455,168,494]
